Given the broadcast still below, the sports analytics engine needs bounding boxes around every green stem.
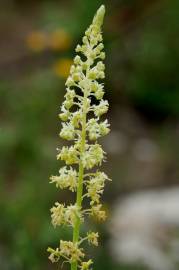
[71,94,87,270]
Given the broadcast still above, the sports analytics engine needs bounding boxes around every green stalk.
[71,94,87,270]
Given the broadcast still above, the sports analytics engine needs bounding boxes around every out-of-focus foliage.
[0,0,179,270]
[107,0,179,120]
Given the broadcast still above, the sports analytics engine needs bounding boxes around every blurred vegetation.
[0,0,179,270]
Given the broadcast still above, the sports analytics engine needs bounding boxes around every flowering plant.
[47,5,111,270]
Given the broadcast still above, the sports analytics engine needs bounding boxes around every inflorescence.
[47,5,111,270]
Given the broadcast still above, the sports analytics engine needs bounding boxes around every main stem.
[71,93,87,270]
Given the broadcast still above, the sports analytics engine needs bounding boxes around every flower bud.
[99,52,105,60]
[65,77,74,87]
[75,44,81,52]
[74,55,81,65]
[59,112,69,121]
[82,36,88,44]
[88,70,97,80]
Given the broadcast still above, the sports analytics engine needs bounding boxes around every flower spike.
[48,5,111,270]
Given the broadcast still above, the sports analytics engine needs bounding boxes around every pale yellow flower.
[81,259,93,270]
[50,202,65,227]
[50,166,78,191]
[60,240,85,262]
[87,232,99,246]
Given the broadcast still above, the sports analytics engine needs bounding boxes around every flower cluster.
[50,202,83,227]
[87,232,99,246]
[86,171,110,204]
[50,166,78,191]
[48,5,111,270]
[48,241,84,264]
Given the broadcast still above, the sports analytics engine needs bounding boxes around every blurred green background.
[1,0,179,270]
